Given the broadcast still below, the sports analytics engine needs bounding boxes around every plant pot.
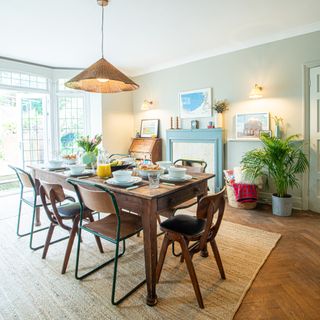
[272,194,292,216]
[81,151,97,169]
[214,113,223,128]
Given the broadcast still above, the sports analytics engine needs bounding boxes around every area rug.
[0,215,281,320]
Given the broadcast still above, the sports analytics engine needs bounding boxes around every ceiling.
[0,0,320,76]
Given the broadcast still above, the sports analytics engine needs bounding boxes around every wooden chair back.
[8,165,35,190]
[196,187,226,251]
[67,179,118,216]
[39,182,67,226]
[173,159,207,174]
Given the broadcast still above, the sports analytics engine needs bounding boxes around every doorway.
[309,66,320,212]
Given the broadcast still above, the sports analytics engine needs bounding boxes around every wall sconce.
[249,84,263,99]
[141,99,154,111]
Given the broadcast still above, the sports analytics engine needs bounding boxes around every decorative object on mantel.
[77,134,102,169]
[175,116,180,129]
[170,116,174,129]
[236,112,269,139]
[140,119,159,138]
[213,99,229,128]
[64,0,139,93]
[259,130,272,138]
[207,120,214,129]
[249,84,263,99]
[191,120,199,129]
[241,135,309,216]
[272,115,283,138]
[179,88,212,118]
[141,100,154,111]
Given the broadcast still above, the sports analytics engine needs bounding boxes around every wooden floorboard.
[222,203,320,320]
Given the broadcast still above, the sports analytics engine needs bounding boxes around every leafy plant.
[213,99,229,113]
[77,134,102,153]
[241,135,309,198]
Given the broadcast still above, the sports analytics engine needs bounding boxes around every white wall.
[101,92,134,154]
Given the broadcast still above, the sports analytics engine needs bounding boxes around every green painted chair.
[9,165,70,251]
[67,178,146,305]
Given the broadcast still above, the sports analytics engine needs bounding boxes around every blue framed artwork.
[179,88,212,118]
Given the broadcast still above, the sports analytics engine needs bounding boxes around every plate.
[66,170,94,177]
[106,176,142,187]
[160,174,193,182]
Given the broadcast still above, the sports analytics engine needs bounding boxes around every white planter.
[272,194,292,216]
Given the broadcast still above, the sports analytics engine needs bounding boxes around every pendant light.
[65,0,139,93]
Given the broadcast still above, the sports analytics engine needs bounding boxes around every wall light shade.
[65,58,139,93]
[249,84,263,99]
[141,100,154,111]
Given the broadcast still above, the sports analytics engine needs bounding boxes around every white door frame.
[303,60,320,210]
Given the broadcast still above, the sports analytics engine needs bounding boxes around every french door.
[17,93,50,168]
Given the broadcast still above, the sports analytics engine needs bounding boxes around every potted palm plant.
[241,135,308,216]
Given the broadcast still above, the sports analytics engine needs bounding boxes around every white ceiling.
[0,0,320,76]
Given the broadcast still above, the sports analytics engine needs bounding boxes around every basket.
[224,170,257,210]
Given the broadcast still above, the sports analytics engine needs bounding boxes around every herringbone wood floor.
[223,204,320,320]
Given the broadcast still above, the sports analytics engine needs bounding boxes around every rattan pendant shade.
[65,58,139,93]
[65,0,139,94]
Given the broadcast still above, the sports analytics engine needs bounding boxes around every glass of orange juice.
[96,150,112,178]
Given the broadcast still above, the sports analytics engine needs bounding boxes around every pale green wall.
[129,31,320,208]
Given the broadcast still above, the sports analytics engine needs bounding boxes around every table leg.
[141,199,158,306]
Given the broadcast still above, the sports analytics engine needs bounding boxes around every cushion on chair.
[57,202,82,217]
[160,214,206,236]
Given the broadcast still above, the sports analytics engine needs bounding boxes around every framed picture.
[179,88,212,118]
[236,112,269,139]
[259,130,272,138]
[140,119,159,138]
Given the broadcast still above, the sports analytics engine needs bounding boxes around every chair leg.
[61,221,78,274]
[156,235,171,283]
[35,207,41,226]
[16,197,23,236]
[180,239,189,263]
[111,240,146,305]
[87,212,104,253]
[42,223,55,259]
[179,237,204,309]
[210,239,226,279]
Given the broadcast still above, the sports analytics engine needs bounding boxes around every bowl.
[156,161,173,170]
[137,168,163,178]
[168,166,187,179]
[48,160,63,169]
[112,170,132,182]
[68,164,86,175]
[63,159,77,165]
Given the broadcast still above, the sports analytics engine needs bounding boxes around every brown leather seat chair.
[156,188,226,308]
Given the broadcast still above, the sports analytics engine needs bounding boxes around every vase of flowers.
[213,99,229,128]
[77,134,102,169]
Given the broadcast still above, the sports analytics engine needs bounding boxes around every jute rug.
[0,214,281,320]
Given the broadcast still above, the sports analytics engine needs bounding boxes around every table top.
[29,166,214,200]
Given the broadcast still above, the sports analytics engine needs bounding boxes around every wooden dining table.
[29,165,214,306]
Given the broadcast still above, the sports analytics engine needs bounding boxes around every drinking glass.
[148,172,160,189]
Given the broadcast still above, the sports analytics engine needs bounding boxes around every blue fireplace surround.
[166,129,224,192]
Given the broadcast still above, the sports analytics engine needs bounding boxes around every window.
[0,71,48,90]
[56,79,87,155]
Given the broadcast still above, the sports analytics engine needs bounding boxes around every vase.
[81,151,97,170]
[215,113,223,128]
[275,125,281,138]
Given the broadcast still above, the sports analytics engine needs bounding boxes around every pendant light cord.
[101,4,104,58]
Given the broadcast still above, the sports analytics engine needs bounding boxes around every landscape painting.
[179,88,212,118]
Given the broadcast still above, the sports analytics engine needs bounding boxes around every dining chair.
[39,182,104,274]
[156,187,226,309]
[8,165,51,250]
[67,178,146,305]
